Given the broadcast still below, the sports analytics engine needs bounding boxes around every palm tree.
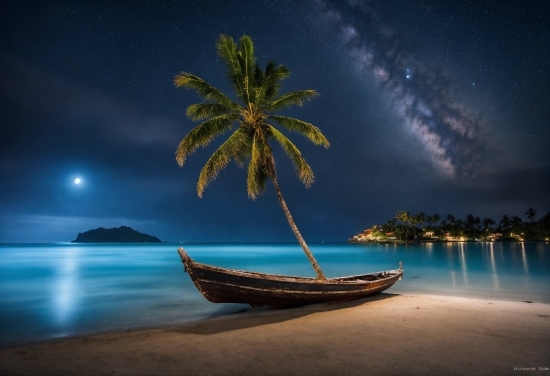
[474,216,481,231]
[482,217,495,232]
[394,211,404,240]
[499,214,511,230]
[511,215,523,228]
[465,213,475,231]
[395,210,410,240]
[174,35,330,280]
[446,214,456,225]
[455,219,465,236]
[525,208,537,223]
[433,213,441,225]
[417,212,426,230]
[395,210,406,225]
[426,213,440,229]
[382,218,397,234]
[440,219,448,232]
[425,215,433,229]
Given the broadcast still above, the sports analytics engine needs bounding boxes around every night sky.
[1,1,548,243]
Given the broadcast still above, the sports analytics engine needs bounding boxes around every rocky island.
[71,226,162,243]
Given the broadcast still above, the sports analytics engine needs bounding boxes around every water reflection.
[446,243,455,286]
[521,243,529,275]
[489,242,500,290]
[53,247,79,325]
[459,243,468,285]
[451,270,457,287]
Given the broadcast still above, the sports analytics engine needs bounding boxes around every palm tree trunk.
[272,177,326,281]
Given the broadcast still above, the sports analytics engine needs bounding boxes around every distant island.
[350,208,550,244]
[72,226,162,243]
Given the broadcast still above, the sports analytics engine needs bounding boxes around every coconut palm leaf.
[174,72,235,107]
[186,103,239,121]
[259,62,291,103]
[176,113,240,167]
[216,35,244,98]
[197,128,251,197]
[266,90,318,111]
[266,125,314,187]
[268,115,329,147]
[237,35,255,104]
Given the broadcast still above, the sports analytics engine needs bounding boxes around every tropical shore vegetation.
[350,208,550,243]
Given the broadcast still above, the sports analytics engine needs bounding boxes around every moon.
[74,178,81,184]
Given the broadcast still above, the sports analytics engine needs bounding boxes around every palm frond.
[252,64,265,105]
[174,72,235,106]
[216,35,246,100]
[175,113,240,167]
[237,35,256,104]
[186,103,240,121]
[266,125,315,187]
[266,90,318,111]
[246,135,271,199]
[265,63,291,82]
[268,115,329,148]
[253,64,264,86]
[265,61,277,75]
[263,64,290,101]
[252,62,291,106]
[197,128,252,197]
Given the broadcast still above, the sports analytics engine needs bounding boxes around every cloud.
[0,53,182,150]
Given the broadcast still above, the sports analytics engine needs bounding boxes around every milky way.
[317,0,484,177]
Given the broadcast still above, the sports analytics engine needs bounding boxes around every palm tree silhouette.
[525,208,537,223]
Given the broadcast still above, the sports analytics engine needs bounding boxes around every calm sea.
[0,242,548,345]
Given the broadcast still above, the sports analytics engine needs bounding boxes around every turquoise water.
[0,242,548,345]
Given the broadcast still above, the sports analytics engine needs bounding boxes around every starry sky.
[1,0,548,243]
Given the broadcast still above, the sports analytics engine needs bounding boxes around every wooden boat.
[178,247,404,307]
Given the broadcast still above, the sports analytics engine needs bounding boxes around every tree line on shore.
[354,208,550,242]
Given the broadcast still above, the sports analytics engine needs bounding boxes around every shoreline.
[348,239,550,244]
[1,294,548,375]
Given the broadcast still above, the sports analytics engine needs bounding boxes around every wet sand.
[1,294,548,375]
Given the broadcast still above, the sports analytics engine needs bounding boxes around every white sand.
[1,294,549,375]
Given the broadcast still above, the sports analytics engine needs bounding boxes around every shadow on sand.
[172,292,400,335]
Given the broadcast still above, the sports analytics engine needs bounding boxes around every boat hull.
[178,248,403,307]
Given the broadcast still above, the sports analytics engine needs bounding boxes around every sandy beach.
[1,294,548,375]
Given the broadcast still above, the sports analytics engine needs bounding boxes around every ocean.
[0,242,548,345]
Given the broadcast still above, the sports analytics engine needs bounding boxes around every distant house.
[423,230,434,238]
[351,227,384,242]
[509,232,523,241]
[444,232,466,241]
[487,233,502,241]
[384,232,396,240]
[362,229,376,241]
